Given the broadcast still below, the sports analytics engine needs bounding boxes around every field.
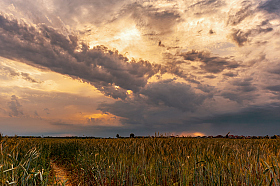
[1,136,280,185]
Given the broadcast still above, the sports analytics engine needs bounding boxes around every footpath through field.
[51,160,72,186]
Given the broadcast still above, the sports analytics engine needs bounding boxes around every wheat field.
[1,136,280,185]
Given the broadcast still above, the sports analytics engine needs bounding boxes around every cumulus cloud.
[95,79,210,133]
[97,99,187,129]
[140,79,207,112]
[0,14,163,99]
[96,79,209,133]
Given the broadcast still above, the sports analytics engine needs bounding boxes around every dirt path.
[51,161,72,186]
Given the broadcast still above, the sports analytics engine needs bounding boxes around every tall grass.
[0,137,52,185]
[49,138,280,185]
[2,137,280,185]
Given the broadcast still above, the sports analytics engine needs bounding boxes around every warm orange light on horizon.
[179,131,206,137]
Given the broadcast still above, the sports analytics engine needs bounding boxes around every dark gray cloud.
[180,50,239,73]
[221,77,257,103]
[268,64,280,75]
[265,85,280,100]
[196,103,280,135]
[97,99,187,130]
[230,29,251,47]
[230,27,273,46]
[231,77,257,92]
[196,84,215,93]
[227,2,275,47]
[8,95,23,117]
[97,79,208,130]
[98,101,147,125]
[39,102,280,137]
[20,72,39,83]
[162,58,201,84]
[258,0,280,14]
[139,79,207,112]
[221,92,252,104]
[266,85,280,92]
[223,72,237,77]
[95,80,209,134]
[0,14,163,99]
[204,75,216,79]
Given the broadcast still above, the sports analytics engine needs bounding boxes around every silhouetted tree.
[116,134,120,138]
[130,133,135,138]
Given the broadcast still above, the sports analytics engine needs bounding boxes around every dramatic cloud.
[1,0,280,137]
[0,14,163,99]
[140,79,207,112]
[197,103,280,135]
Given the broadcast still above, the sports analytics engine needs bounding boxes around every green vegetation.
[2,137,280,185]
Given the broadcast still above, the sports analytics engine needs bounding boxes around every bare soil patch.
[51,160,72,186]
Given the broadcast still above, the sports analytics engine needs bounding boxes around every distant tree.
[130,133,135,138]
[116,134,120,138]
[271,135,279,139]
[264,135,270,139]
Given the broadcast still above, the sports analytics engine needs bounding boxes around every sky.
[0,0,280,137]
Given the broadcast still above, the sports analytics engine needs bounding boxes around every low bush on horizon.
[2,137,280,185]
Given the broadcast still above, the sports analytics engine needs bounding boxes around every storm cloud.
[140,79,207,112]
[1,0,280,137]
[0,14,162,99]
